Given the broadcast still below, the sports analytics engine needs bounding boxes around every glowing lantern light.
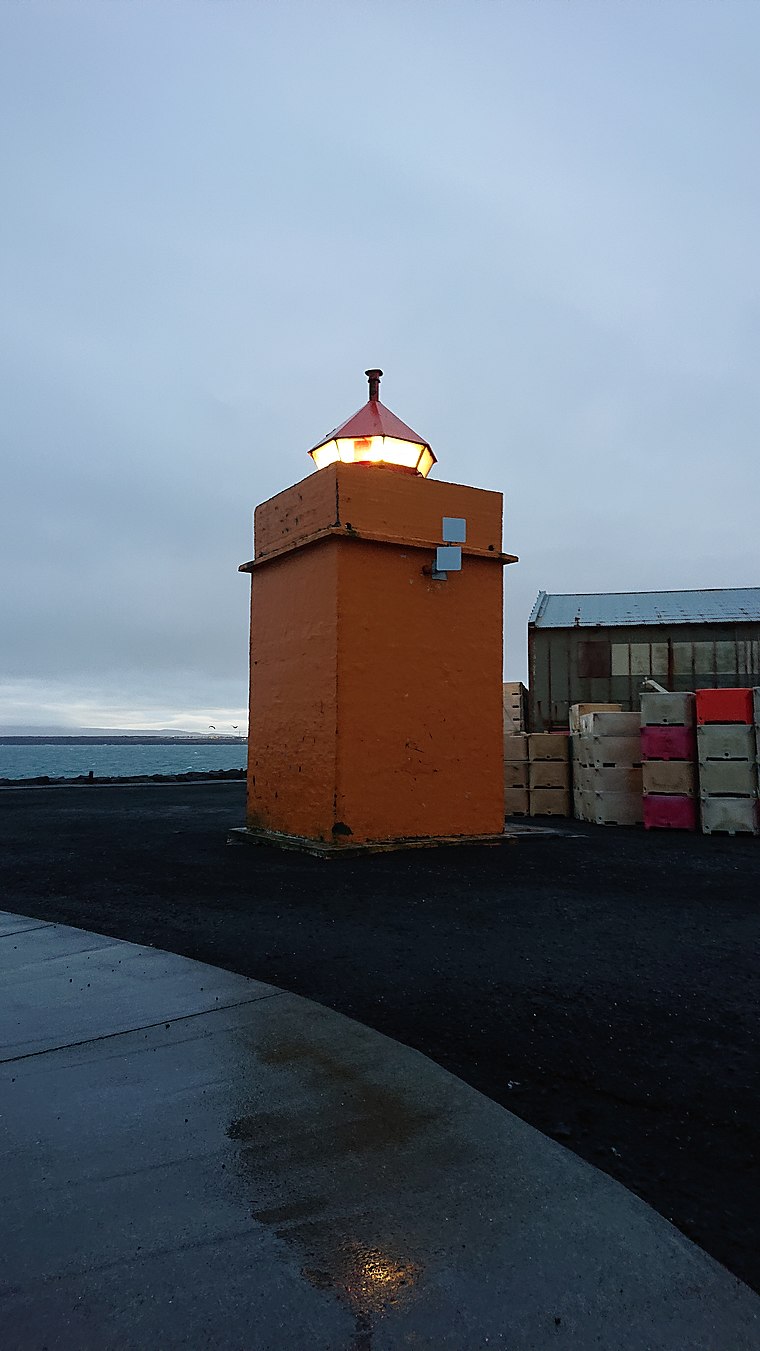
[309,369,436,477]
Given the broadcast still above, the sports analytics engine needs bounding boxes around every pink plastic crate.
[640,725,695,762]
[643,794,698,831]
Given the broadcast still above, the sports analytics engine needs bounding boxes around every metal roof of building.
[529,588,760,629]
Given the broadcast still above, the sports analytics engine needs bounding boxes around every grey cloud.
[1,0,758,727]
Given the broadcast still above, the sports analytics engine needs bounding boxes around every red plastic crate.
[640,725,695,762]
[643,794,698,831]
[695,688,753,725]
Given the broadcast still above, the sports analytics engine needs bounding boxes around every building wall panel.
[529,622,760,730]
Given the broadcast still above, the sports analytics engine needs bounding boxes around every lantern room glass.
[310,435,434,477]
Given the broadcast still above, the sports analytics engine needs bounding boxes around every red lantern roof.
[308,370,436,475]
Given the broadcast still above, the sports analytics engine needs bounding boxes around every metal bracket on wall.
[425,518,467,581]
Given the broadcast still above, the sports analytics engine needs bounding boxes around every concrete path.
[1,911,757,1351]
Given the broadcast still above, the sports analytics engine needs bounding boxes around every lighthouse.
[236,370,517,853]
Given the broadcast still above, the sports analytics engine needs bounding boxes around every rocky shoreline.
[0,768,246,788]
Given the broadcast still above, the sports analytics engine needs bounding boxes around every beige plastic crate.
[504,710,525,735]
[640,691,695,727]
[504,787,530,817]
[574,764,643,795]
[698,760,758,798]
[642,760,696,796]
[503,733,529,763]
[569,702,621,734]
[503,681,527,707]
[504,761,529,790]
[700,796,759,836]
[529,760,570,791]
[529,788,571,817]
[528,732,570,762]
[503,682,527,733]
[578,711,642,737]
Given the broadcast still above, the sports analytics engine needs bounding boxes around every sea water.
[0,742,247,781]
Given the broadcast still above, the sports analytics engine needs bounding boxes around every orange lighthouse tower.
[237,371,516,853]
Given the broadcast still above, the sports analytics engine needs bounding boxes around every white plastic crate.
[578,711,641,737]
[697,725,755,761]
[700,796,759,836]
[574,790,643,827]
[698,760,758,798]
[573,764,643,795]
[569,702,621,734]
[640,691,695,727]
[582,735,642,770]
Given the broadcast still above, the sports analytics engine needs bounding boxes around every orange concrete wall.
[253,468,338,561]
[335,541,504,841]
[247,539,338,839]
[251,463,504,561]
[336,463,502,555]
[246,464,505,845]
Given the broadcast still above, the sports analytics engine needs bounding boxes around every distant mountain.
[78,727,244,738]
[0,724,247,739]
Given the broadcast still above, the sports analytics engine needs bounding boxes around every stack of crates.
[696,689,759,836]
[504,732,530,817]
[568,702,621,733]
[641,692,698,830]
[572,711,643,825]
[528,733,571,817]
[503,682,528,735]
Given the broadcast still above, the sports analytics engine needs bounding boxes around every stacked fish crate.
[696,689,759,836]
[641,692,698,831]
[528,733,571,817]
[568,702,621,732]
[503,732,530,818]
[572,711,643,825]
[503,682,528,735]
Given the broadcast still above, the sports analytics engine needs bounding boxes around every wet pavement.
[1,911,758,1350]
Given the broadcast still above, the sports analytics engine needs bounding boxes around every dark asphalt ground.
[1,781,758,1293]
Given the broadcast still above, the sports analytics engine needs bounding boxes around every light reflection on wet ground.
[225,1034,434,1348]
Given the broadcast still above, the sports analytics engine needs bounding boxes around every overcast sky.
[2,0,759,730]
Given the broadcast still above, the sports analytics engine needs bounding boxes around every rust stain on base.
[226,826,564,857]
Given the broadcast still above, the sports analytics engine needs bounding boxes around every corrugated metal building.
[528,588,760,731]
